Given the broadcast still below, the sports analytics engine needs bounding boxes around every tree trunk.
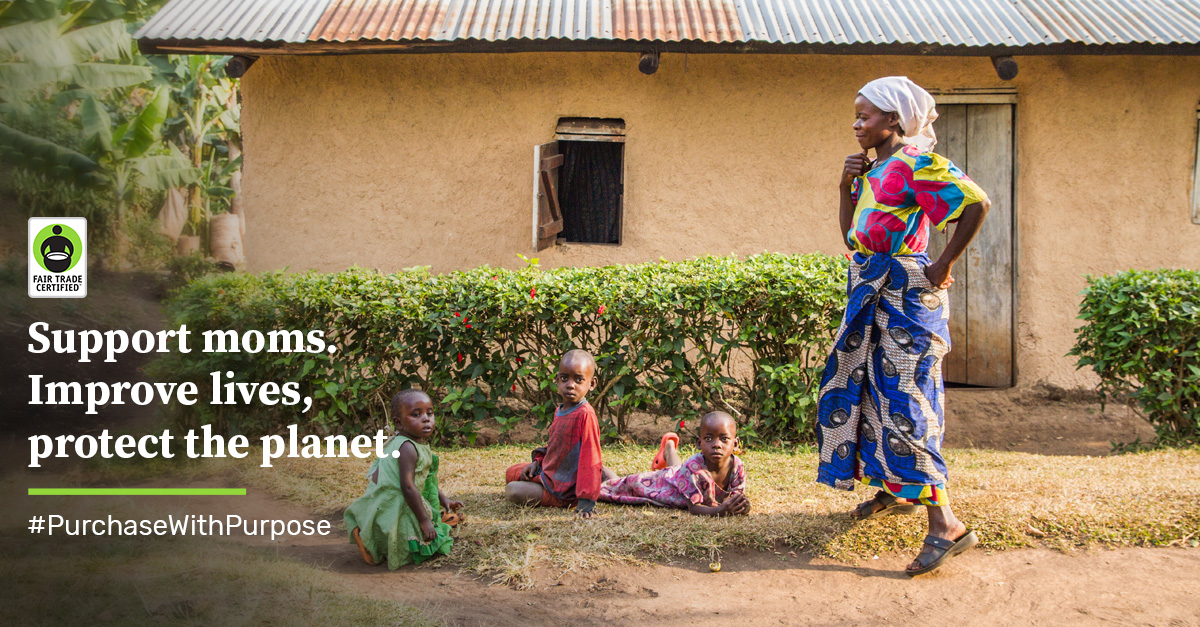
[226,137,244,239]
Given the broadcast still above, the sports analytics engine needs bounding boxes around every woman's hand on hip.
[924,260,954,290]
[841,150,871,188]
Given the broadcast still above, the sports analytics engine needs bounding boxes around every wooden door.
[927,104,1014,387]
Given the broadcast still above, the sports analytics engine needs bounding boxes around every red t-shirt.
[533,401,603,505]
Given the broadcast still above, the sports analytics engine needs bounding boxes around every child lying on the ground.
[598,411,750,516]
[504,349,603,518]
[345,389,463,569]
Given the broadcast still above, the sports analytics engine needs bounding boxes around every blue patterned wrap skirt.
[816,252,951,495]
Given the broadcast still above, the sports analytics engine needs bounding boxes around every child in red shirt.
[504,349,604,518]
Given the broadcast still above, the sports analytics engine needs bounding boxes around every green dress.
[344,434,453,569]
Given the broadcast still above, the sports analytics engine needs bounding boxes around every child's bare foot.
[651,432,681,470]
[352,527,376,566]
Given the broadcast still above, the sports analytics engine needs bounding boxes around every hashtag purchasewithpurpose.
[23,514,332,540]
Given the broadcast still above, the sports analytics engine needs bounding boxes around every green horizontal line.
[28,488,247,496]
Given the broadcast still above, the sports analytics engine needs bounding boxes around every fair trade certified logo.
[29,217,87,298]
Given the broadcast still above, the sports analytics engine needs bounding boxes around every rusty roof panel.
[137,0,1200,48]
[308,0,742,43]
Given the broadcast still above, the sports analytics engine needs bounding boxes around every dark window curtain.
[560,141,621,244]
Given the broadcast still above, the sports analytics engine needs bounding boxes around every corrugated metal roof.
[135,0,330,42]
[135,0,1200,49]
[737,0,1047,46]
[308,0,744,43]
[1018,0,1200,44]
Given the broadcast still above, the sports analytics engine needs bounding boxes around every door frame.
[930,89,1019,388]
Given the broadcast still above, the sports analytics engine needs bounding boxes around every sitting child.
[505,349,603,519]
[345,389,463,569]
[599,411,750,516]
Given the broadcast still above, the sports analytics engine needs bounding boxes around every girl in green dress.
[345,389,462,569]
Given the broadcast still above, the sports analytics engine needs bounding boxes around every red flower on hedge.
[457,352,463,363]
[598,305,606,315]
[465,323,473,329]
[516,357,523,364]
[511,384,517,393]
[530,287,537,299]
[678,419,686,431]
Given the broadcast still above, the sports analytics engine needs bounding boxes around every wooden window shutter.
[1192,109,1200,225]
[533,141,564,251]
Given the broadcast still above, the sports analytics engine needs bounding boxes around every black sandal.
[905,530,978,577]
[850,490,919,520]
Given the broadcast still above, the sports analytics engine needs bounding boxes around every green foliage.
[164,251,220,289]
[0,121,101,184]
[0,0,233,267]
[151,254,848,445]
[1070,269,1200,443]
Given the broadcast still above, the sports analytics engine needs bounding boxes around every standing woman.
[815,77,990,576]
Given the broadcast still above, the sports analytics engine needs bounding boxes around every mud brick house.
[137,0,1200,390]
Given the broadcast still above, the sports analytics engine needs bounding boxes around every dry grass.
[233,443,1200,587]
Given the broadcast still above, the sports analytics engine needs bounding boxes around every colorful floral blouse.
[848,144,987,256]
[598,453,745,509]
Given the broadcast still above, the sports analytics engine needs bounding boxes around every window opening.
[532,119,624,248]
[559,140,622,244]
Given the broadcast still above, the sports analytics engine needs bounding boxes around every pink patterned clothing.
[598,453,746,509]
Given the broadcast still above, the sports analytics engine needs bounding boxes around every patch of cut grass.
[234,444,1200,587]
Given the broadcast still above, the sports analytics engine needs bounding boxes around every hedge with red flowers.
[151,253,848,444]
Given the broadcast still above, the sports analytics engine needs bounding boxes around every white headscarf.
[859,76,938,153]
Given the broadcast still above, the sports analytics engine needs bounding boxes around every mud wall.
[240,53,1200,389]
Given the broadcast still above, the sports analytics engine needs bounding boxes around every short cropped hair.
[560,349,597,377]
[698,411,737,434]
[391,388,431,417]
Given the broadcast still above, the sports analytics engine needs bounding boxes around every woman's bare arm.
[839,151,871,250]
[925,198,991,288]
[397,442,436,542]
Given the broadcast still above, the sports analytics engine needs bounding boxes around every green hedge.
[151,253,848,444]
[1070,269,1200,442]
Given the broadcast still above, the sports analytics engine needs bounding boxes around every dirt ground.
[9,475,1196,626]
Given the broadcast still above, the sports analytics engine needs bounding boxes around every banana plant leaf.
[70,63,152,90]
[132,153,201,190]
[79,95,112,154]
[0,121,102,186]
[0,20,69,65]
[62,20,131,62]
[118,86,167,158]
[0,62,67,93]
